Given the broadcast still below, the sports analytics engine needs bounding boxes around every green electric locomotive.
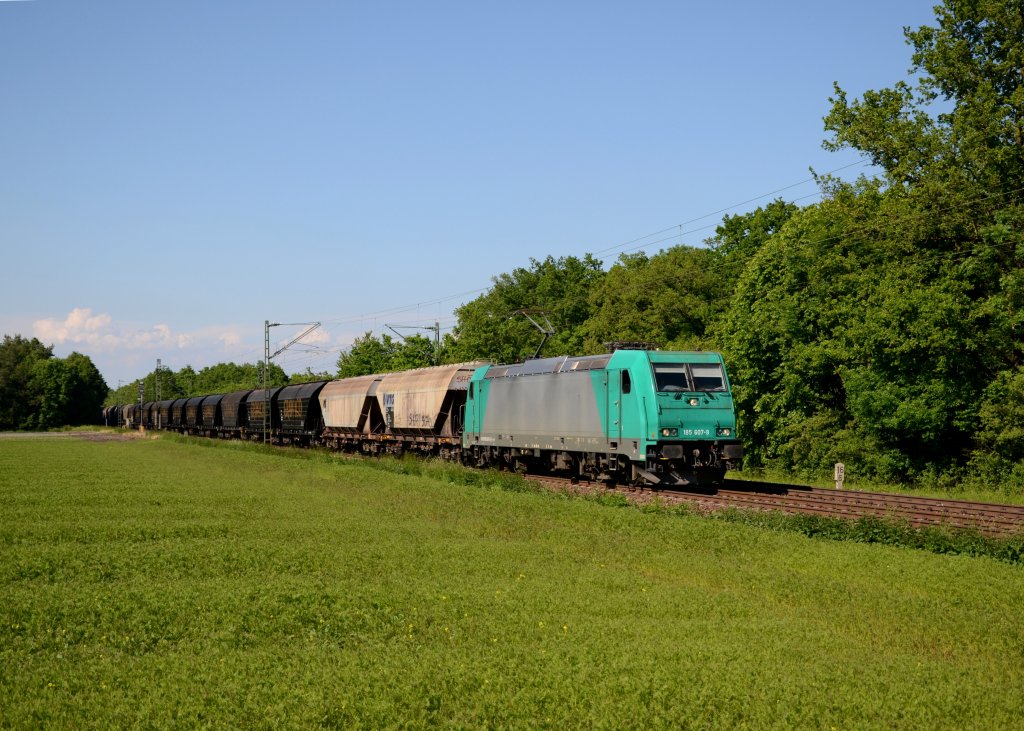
[462,349,743,485]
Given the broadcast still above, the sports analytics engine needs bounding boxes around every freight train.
[105,348,743,486]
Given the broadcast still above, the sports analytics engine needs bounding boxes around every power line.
[266,161,869,356]
[339,183,1022,343]
[589,159,868,257]
[319,287,489,326]
[307,161,869,337]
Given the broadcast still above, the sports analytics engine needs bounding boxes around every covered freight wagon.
[276,381,328,445]
[169,398,188,430]
[245,386,285,441]
[201,394,224,435]
[142,401,156,428]
[374,362,485,457]
[122,404,138,429]
[154,399,173,429]
[219,389,251,435]
[184,396,206,432]
[320,375,384,450]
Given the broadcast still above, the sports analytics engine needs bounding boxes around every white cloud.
[33,307,110,345]
[32,308,254,358]
[34,308,178,351]
[296,326,333,346]
[219,331,243,348]
[28,308,347,384]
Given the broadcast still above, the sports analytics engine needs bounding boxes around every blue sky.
[1,0,939,386]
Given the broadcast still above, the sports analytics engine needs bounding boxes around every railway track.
[527,475,1024,537]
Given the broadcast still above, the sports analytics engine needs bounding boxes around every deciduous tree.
[450,255,605,363]
[0,335,52,429]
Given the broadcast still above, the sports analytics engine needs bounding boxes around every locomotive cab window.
[690,363,726,391]
[621,371,632,394]
[652,363,728,393]
[652,364,690,392]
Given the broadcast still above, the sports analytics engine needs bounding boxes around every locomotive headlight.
[688,398,699,406]
[716,427,732,437]
[660,428,678,437]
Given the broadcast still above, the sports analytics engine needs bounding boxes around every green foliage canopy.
[105,361,289,407]
[0,335,108,430]
[448,255,605,364]
[717,0,1024,483]
[583,247,729,352]
[335,332,437,378]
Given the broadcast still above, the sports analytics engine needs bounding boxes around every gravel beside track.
[529,475,1024,537]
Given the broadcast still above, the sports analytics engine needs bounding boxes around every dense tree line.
[718,0,1023,487]
[338,1,1023,489]
[0,335,108,430]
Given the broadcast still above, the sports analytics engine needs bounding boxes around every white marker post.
[834,462,845,490]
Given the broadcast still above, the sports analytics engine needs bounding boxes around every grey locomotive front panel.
[481,371,603,441]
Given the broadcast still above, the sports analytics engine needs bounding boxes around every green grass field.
[2,435,1022,729]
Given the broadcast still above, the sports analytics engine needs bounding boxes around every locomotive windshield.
[690,363,726,391]
[652,363,727,392]
[652,364,689,392]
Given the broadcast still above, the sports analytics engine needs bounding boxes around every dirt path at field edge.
[0,430,149,442]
